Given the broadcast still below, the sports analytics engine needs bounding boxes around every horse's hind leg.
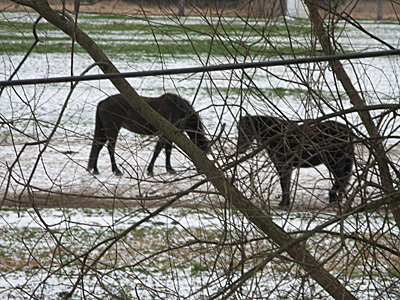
[88,107,107,174]
[278,168,292,207]
[329,157,353,204]
[88,137,106,174]
[107,137,122,176]
[147,139,164,175]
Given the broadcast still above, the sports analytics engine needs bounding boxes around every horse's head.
[176,117,209,153]
[237,115,256,154]
[195,134,209,153]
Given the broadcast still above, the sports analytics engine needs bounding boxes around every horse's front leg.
[278,167,292,207]
[165,141,176,174]
[107,138,122,176]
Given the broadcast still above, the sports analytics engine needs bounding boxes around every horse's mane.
[164,93,204,130]
[164,93,192,112]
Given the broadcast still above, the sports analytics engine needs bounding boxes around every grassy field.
[0,205,398,299]
[0,11,313,56]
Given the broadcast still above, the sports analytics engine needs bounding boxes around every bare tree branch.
[305,0,400,229]
[8,1,359,299]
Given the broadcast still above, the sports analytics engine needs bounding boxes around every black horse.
[87,93,209,175]
[237,115,354,207]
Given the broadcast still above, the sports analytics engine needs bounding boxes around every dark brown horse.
[237,115,354,207]
[87,93,208,175]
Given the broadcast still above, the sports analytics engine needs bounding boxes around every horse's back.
[244,115,353,141]
[143,93,193,117]
[291,120,354,166]
[97,94,132,125]
[248,115,354,164]
[96,93,195,135]
[98,94,131,116]
[308,120,353,146]
[99,93,192,116]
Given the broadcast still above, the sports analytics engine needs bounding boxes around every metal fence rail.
[1,49,399,87]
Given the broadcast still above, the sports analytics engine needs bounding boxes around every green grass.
[0,34,309,58]
[0,12,319,57]
[191,262,209,274]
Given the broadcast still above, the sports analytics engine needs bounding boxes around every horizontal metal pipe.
[1,48,400,87]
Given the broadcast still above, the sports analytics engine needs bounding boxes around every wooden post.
[377,0,383,20]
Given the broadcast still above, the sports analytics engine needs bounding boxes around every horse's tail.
[93,102,106,142]
[87,101,107,172]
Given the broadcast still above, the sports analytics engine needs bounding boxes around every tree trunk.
[377,0,383,20]
[177,0,185,16]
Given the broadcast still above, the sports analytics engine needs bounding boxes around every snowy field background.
[1,12,399,205]
[0,11,400,299]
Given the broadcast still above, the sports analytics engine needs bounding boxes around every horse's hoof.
[147,170,154,176]
[167,169,176,174]
[88,167,100,175]
[114,170,123,176]
[328,201,342,212]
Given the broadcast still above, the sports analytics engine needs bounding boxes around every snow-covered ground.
[1,12,400,299]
